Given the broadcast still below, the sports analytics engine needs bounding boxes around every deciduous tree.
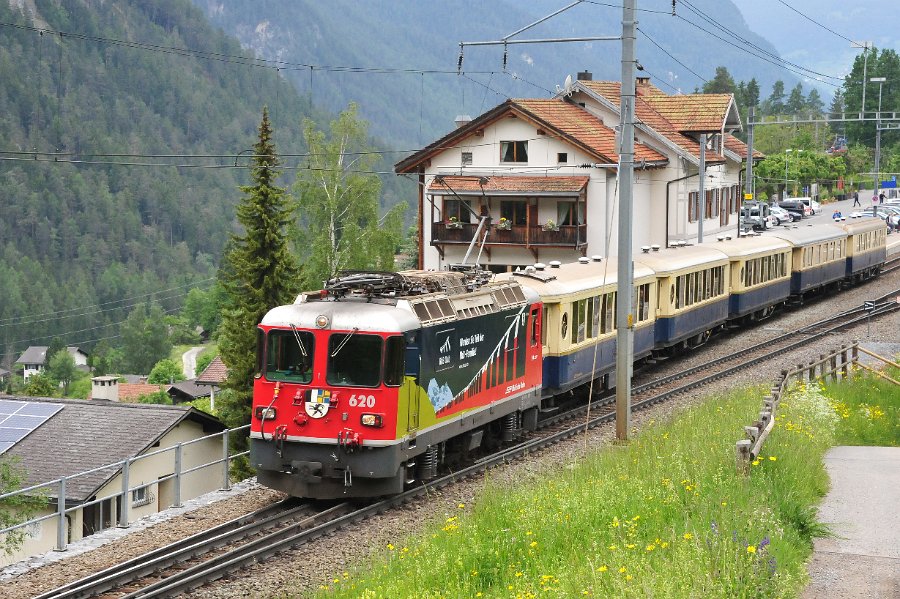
[293,103,404,290]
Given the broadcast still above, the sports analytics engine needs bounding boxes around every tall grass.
[822,364,900,446]
[315,384,844,598]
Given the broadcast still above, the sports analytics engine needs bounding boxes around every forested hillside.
[195,0,796,150]
[0,0,323,369]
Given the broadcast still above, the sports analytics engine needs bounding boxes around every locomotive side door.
[403,334,421,432]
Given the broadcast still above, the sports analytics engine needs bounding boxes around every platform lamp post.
[871,76,886,214]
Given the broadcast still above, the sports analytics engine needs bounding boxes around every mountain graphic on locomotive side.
[249,219,886,500]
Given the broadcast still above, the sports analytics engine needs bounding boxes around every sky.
[734,0,898,97]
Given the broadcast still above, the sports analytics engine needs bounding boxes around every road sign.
[744,193,753,200]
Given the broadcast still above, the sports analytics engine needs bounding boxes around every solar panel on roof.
[0,400,63,455]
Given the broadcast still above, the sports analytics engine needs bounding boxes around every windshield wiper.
[330,327,359,357]
[289,324,308,357]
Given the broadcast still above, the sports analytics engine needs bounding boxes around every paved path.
[182,346,204,379]
[801,446,900,599]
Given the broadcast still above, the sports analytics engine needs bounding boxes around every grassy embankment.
[315,366,898,598]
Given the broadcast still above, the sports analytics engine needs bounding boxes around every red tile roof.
[395,97,667,173]
[579,81,729,165]
[429,175,589,194]
[196,356,228,386]
[511,99,667,163]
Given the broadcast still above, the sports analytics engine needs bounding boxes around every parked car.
[791,197,821,215]
[769,205,796,225]
[778,199,809,219]
[740,201,774,230]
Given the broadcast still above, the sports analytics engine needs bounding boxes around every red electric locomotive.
[249,269,543,499]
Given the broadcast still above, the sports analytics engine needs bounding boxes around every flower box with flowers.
[446,217,463,229]
[542,219,559,232]
[495,218,512,231]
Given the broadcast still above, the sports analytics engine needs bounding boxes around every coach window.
[591,296,600,337]
[541,306,548,345]
[265,329,315,383]
[384,336,405,387]
[328,333,383,387]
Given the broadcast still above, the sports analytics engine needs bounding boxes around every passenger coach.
[634,245,730,350]
[768,226,847,296]
[837,218,887,281]
[499,257,656,395]
[713,236,792,321]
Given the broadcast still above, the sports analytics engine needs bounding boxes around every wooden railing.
[431,222,587,247]
[735,341,899,474]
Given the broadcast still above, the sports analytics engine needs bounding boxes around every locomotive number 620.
[348,394,376,408]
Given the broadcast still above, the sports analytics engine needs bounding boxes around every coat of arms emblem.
[305,389,331,418]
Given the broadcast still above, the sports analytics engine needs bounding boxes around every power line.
[673,1,843,86]
[637,27,708,84]
[773,0,854,44]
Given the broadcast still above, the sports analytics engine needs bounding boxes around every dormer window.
[500,141,528,163]
[461,151,473,166]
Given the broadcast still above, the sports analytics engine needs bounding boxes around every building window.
[500,141,528,163]
[500,200,527,225]
[557,152,568,164]
[557,201,584,226]
[461,151,473,166]
[132,485,151,507]
[443,199,472,223]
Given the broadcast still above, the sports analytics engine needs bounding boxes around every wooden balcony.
[431,222,587,248]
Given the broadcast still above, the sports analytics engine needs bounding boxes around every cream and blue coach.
[768,225,848,295]
[634,245,730,349]
[499,258,657,394]
[836,218,887,281]
[713,236,792,321]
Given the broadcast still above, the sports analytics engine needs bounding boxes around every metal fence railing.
[0,424,249,552]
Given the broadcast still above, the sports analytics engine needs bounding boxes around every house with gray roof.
[0,387,226,567]
[14,346,89,381]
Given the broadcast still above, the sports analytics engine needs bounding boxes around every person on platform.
[852,190,861,207]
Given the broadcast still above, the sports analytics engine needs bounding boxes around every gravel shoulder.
[2,269,898,599]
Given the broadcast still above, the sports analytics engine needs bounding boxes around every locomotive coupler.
[273,424,288,457]
[337,429,361,453]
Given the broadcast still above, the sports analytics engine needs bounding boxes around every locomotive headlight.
[360,413,384,428]
[315,315,329,328]
[255,406,277,420]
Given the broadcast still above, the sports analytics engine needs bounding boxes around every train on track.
[249,219,887,499]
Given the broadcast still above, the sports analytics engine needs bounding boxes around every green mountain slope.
[0,0,319,366]
[195,0,797,150]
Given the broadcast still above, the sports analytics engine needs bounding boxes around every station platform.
[801,446,900,598]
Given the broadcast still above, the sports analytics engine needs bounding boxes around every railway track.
[37,285,899,598]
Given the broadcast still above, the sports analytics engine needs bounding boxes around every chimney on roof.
[577,70,592,81]
[454,115,472,129]
[91,376,119,401]
[636,76,650,86]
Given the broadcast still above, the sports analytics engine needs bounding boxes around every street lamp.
[871,76,886,211]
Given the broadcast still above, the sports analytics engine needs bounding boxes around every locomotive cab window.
[328,333,383,387]
[384,336,405,387]
[265,329,314,383]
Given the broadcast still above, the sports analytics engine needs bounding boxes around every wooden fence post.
[830,350,838,382]
[736,440,751,474]
[841,344,849,378]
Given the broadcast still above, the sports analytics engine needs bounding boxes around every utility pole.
[872,76,886,208]
[744,107,755,203]
[615,0,636,441]
[698,133,706,243]
[852,41,873,117]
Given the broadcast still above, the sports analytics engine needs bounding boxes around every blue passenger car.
[500,258,657,394]
[634,245,730,348]
[837,218,887,280]
[768,225,848,295]
[713,236,792,320]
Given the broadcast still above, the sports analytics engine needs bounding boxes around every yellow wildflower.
[747,545,756,554]
[683,533,693,540]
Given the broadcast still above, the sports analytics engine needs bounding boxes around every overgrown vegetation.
[314,372,895,598]
[823,363,900,446]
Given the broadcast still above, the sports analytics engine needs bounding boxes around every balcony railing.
[432,222,587,247]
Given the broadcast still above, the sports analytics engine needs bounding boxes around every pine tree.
[746,78,760,107]
[702,66,735,94]
[218,108,301,432]
[786,83,806,115]
[768,81,786,115]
